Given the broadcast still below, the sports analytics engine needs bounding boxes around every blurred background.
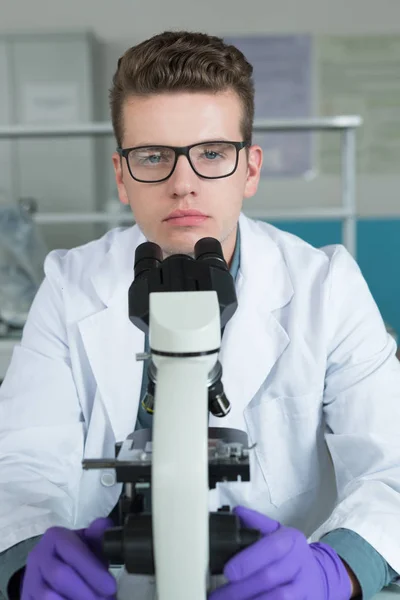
[0,0,400,376]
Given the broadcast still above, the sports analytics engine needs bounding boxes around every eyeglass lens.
[127,142,238,181]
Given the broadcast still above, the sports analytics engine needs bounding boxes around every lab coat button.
[100,471,116,487]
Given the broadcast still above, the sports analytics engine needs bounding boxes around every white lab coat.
[1,213,400,588]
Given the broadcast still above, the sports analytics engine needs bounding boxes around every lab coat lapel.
[78,216,294,440]
[209,214,294,430]
[78,226,147,443]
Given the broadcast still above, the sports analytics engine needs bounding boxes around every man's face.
[112,90,262,263]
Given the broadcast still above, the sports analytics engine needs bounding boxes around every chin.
[161,229,215,258]
[162,242,198,259]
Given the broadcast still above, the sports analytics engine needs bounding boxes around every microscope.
[82,237,260,599]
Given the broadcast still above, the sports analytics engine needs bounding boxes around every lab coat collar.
[79,214,294,441]
[90,225,146,308]
[78,225,147,442]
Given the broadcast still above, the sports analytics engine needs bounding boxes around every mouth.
[164,209,209,227]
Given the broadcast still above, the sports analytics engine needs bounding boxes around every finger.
[20,557,43,600]
[233,506,281,535]
[49,529,117,597]
[22,543,54,600]
[81,518,114,564]
[83,518,114,544]
[39,553,113,600]
[254,581,306,600]
[27,578,69,600]
[209,558,301,600]
[224,527,297,581]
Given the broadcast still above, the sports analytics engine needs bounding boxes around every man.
[1,30,400,600]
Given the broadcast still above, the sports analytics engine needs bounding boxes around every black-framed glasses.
[117,140,249,183]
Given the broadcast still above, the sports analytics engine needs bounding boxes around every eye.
[130,147,174,165]
[146,154,162,164]
[192,142,234,162]
[203,149,221,160]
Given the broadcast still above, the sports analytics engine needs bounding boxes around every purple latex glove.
[209,506,353,600]
[21,517,117,600]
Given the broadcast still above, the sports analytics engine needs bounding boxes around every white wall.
[1,0,400,221]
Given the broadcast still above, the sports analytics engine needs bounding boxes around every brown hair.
[109,30,255,147]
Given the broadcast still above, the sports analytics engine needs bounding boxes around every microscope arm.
[150,290,220,600]
[153,357,210,600]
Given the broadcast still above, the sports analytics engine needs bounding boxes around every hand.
[209,506,352,600]
[21,517,117,600]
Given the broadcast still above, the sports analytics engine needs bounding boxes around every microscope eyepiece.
[134,242,163,280]
[194,238,227,269]
[131,237,235,419]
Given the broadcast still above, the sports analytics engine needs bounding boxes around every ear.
[243,145,263,199]
[112,152,129,205]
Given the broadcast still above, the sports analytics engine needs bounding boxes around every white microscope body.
[150,290,220,600]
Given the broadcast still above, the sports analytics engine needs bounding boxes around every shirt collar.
[229,225,241,282]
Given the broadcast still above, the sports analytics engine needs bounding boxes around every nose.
[166,155,199,198]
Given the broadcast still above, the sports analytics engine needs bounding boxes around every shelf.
[0,116,363,139]
[32,207,353,225]
[33,211,134,224]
